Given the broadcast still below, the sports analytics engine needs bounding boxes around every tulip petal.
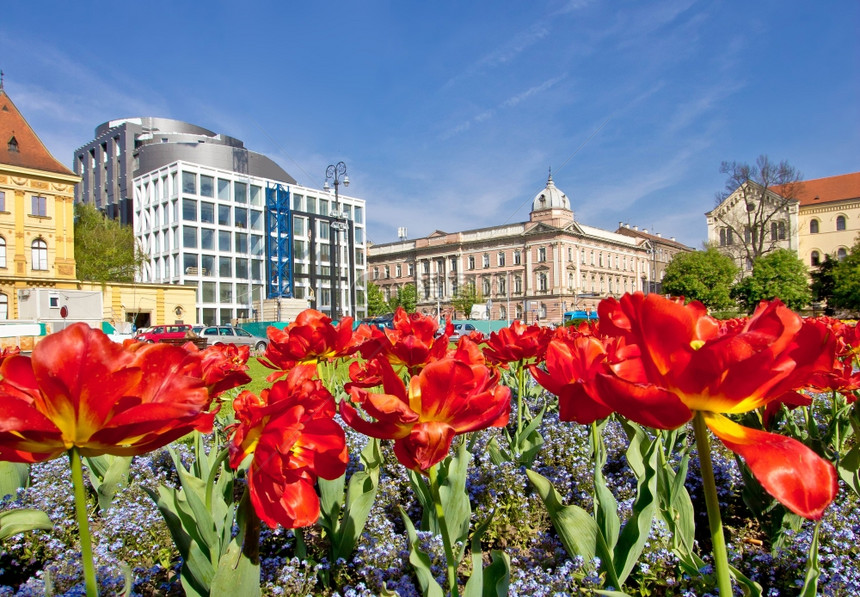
[705,413,838,520]
[592,372,692,429]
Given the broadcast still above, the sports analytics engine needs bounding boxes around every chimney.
[618,221,623,228]
[643,229,648,234]
[633,226,638,231]
[671,237,676,241]
[656,232,662,238]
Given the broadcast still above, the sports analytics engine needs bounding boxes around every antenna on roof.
[0,70,5,92]
[397,227,408,240]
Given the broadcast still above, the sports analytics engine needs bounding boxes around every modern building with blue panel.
[74,118,367,324]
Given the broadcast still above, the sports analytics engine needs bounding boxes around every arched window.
[0,236,5,268]
[31,239,48,271]
[498,275,506,295]
[0,293,7,320]
[836,215,846,231]
[719,228,726,246]
[482,278,491,296]
[837,247,847,261]
[514,276,522,294]
[778,221,786,240]
[810,219,819,234]
[811,251,820,266]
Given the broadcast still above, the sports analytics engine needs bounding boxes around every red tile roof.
[773,172,860,207]
[0,88,75,176]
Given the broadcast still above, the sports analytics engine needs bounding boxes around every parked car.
[360,314,395,330]
[198,325,268,353]
[134,324,193,343]
[436,322,484,341]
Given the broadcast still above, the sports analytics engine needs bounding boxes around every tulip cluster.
[1,295,857,596]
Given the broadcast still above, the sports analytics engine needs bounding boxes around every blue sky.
[2,1,858,248]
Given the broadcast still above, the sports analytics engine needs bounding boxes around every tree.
[74,202,145,282]
[810,255,839,314]
[731,249,811,313]
[831,236,860,312]
[388,283,417,313]
[711,155,802,268]
[662,247,739,310]
[451,282,482,320]
[366,282,389,316]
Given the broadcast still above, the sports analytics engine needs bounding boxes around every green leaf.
[837,444,860,497]
[210,539,262,597]
[798,520,821,597]
[439,442,472,562]
[331,438,382,561]
[318,473,346,537]
[592,421,620,550]
[613,431,658,585]
[182,541,217,597]
[487,436,511,466]
[481,551,510,597]
[0,509,53,540]
[729,564,763,597]
[0,462,29,500]
[526,469,621,589]
[84,454,132,512]
[399,506,445,597]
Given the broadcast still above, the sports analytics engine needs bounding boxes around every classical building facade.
[614,224,694,294]
[368,173,674,325]
[706,171,860,272]
[75,118,367,324]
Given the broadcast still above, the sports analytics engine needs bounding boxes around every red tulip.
[198,343,252,397]
[260,309,357,379]
[229,364,348,529]
[593,292,838,520]
[340,350,510,471]
[483,320,553,367]
[0,323,220,463]
[531,332,614,424]
[357,307,449,375]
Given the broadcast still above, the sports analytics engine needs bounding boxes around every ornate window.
[837,247,847,261]
[836,215,847,231]
[811,251,820,266]
[810,219,819,234]
[31,239,48,270]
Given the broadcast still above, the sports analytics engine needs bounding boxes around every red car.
[134,324,193,343]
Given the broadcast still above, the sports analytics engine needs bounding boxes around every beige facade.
[368,174,688,325]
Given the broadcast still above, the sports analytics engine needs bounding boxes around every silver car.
[199,325,268,353]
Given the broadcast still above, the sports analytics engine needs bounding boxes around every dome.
[531,170,571,212]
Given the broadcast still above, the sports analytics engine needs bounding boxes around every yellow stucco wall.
[798,199,860,268]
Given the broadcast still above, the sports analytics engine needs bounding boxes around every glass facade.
[135,163,367,324]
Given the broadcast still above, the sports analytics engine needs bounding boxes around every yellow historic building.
[0,82,196,334]
[0,81,79,320]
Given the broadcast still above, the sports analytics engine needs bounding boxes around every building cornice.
[0,164,81,186]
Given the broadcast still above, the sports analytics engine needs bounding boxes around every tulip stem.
[692,412,732,596]
[69,447,99,597]
[428,465,460,597]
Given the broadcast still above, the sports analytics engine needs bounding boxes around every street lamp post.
[324,161,349,320]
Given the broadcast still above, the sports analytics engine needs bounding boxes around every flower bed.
[0,294,858,596]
